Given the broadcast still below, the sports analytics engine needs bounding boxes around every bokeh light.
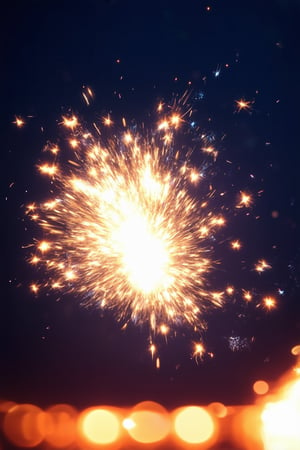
[79,407,121,445]
[3,403,46,448]
[253,380,269,396]
[173,406,215,444]
[262,379,300,450]
[125,401,170,444]
[208,402,228,418]
[44,404,77,448]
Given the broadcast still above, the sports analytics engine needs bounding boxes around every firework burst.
[26,101,227,335]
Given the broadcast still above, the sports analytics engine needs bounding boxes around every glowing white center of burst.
[116,210,170,294]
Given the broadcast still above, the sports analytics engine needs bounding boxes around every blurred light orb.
[3,404,46,448]
[126,402,170,443]
[291,344,300,356]
[262,380,300,450]
[44,404,77,448]
[253,380,269,395]
[173,406,214,444]
[81,408,120,445]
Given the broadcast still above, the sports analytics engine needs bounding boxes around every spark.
[231,240,242,250]
[226,286,234,295]
[243,290,252,302]
[263,296,276,310]
[160,324,169,335]
[149,344,156,359]
[69,138,79,149]
[13,116,25,127]
[37,163,58,176]
[26,107,229,335]
[235,99,253,112]
[103,115,113,126]
[202,146,218,160]
[237,191,253,208]
[30,283,39,294]
[62,115,79,129]
[26,100,274,343]
[255,259,272,273]
[193,342,205,361]
[37,241,51,253]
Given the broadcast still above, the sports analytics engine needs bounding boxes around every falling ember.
[193,342,205,361]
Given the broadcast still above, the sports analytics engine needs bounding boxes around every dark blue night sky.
[1,0,299,435]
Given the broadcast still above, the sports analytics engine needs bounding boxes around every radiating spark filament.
[103,116,113,126]
[255,259,272,273]
[38,241,51,253]
[226,286,234,295]
[235,99,253,112]
[243,290,252,302]
[231,240,241,250]
[150,344,156,359]
[237,191,252,208]
[27,105,233,336]
[193,342,205,361]
[38,164,58,176]
[263,296,276,310]
[13,116,25,127]
[62,115,79,129]
[30,283,39,293]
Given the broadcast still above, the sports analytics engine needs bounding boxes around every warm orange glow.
[173,406,215,444]
[44,404,77,448]
[69,138,79,148]
[103,116,113,126]
[208,402,228,418]
[38,163,58,176]
[126,408,170,443]
[262,380,300,450]
[3,404,46,448]
[233,405,262,450]
[13,116,25,127]
[30,283,39,294]
[291,344,300,356]
[243,290,252,302]
[170,113,181,128]
[263,296,276,310]
[226,286,234,295]
[255,259,272,272]
[38,241,51,253]
[62,115,79,129]
[193,342,205,360]
[231,240,241,250]
[235,99,253,112]
[253,380,269,395]
[80,408,120,445]
[237,191,252,208]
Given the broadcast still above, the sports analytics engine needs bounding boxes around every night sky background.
[1,0,299,420]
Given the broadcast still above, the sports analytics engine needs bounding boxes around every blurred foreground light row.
[1,362,300,449]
